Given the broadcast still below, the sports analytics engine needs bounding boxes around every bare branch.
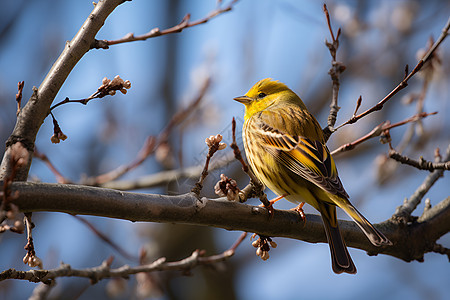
[5,181,450,262]
[331,112,437,155]
[0,249,234,284]
[230,118,269,206]
[49,76,131,112]
[15,81,24,116]
[322,4,346,141]
[421,16,450,63]
[88,137,156,185]
[0,0,127,181]
[73,215,139,261]
[23,213,42,269]
[191,134,227,195]
[94,0,239,48]
[83,76,211,185]
[337,61,424,129]
[1,224,248,285]
[33,148,70,184]
[159,77,211,142]
[393,145,450,221]
[335,17,449,130]
[389,147,450,172]
[100,152,235,190]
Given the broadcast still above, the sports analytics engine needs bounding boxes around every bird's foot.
[290,202,306,222]
[259,194,287,219]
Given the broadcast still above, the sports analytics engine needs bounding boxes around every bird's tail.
[333,195,392,246]
[318,202,357,274]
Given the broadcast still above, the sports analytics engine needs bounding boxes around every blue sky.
[0,1,449,299]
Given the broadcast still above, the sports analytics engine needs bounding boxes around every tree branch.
[335,16,450,130]
[93,0,239,48]
[389,145,450,171]
[100,152,235,190]
[0,249,234,284]
[84,76,211,186]
[322,4,345,141]
[4,181,449,262]
[0,0,127,181]
[393,144,450,221]
[330,111,437,156]
[421,16,450,63]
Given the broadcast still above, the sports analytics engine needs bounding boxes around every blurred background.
[0,0,449,299]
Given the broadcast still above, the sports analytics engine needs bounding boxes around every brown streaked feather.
[249,114,349,198]
[237,78,392,275]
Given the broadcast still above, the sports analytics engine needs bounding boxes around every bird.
[234,78,392,274]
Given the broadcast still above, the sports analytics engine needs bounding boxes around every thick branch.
[6,181,450,262]
[0,0,126,181]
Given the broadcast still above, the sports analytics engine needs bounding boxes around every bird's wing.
[251,116,348,198]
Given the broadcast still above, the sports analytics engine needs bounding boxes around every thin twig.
[322,4,345,141]
[23,213,42,268]
[89,137,156,185]
[323,4,336,45]
[336,62,424,130]
[335,17,449,130]
[93,0,239,48]
[395,91,428,156]
[33,148,71,184]
[0,248,235,284]
[389,148,450,172]
[331,112,437,155]
[16,81,24,116]
[229,232,248,254]
[396,45,433,155]
[49,76,131,112]
[100,152,235,190]
[393,144,450,221]
[230,118,269,206]
[0,0,126,181]
[85,76,211,185]
[191,134,226,195]
[159,77,211,142]
[421,16,450,63]
[72,215,139,261]
[230,118,249,174]
[2,223,245,285]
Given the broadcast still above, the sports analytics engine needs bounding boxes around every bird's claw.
[290,202,306,222]
[259,201,275,219]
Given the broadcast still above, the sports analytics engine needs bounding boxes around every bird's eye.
[257,92,267,99]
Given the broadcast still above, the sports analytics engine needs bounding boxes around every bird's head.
[234,78,305,120]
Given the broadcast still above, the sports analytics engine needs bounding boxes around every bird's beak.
[233,95,253,105]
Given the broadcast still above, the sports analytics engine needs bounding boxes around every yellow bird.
[234,78,391,274]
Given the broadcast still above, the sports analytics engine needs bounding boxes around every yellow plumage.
[234,78,391,274]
